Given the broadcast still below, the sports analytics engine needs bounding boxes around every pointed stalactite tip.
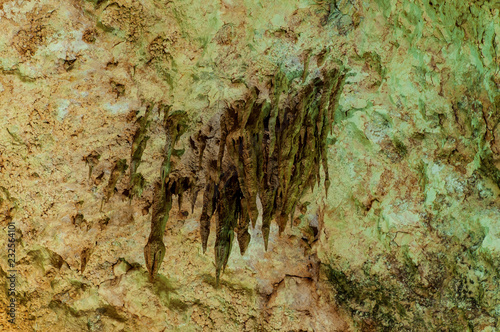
[262,226,270,251]
[144,237,166,282]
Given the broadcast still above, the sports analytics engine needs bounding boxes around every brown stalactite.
[200,151,219,253]
[144,180,170,281]
[161,111,188,185]
[236,197,251,255]
[130,103,153,182]
[200,182,214,253]
[128,104,154,199]
[144,110,189,281]
[214,168,241,287]
[217,112,228,178]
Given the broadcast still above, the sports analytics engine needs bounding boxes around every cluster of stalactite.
[200,67,346,285]
[142,67,346,284]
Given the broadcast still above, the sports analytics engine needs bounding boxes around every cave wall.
[1,0,500,331]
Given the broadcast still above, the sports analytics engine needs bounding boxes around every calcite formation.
[1,0,500,331]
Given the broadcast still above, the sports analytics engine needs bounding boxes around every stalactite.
[129,104,153,200]
[144,180,171,281]
[160,111,188,185]
[214,168,241,287]
[130,172,146,198]
[200,182,216,253]
[144,110,188,281]
[236,200,251,255]
[130,104,152,179]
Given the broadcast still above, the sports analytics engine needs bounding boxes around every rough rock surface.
[1,0,500,331]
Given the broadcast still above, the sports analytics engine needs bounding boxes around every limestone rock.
[1,0,500,331]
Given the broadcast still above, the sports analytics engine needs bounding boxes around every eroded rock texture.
[1,0,500,331]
